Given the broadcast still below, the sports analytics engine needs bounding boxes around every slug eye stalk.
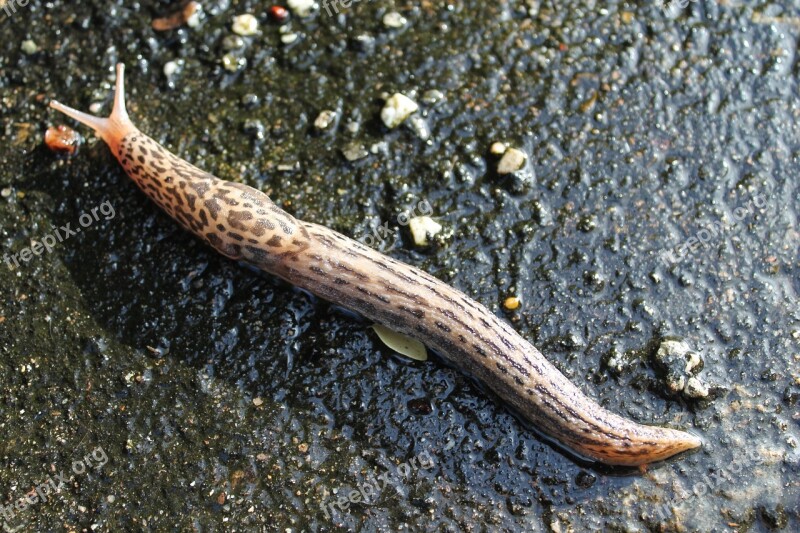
[50,64,135,155]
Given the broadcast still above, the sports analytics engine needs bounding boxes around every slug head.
[49,63,137,155]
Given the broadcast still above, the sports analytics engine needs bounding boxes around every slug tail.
[50,63,136,153]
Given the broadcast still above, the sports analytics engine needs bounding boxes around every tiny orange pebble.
[503,296,521,310]
[45,125,81,156]
[269,6,289,22]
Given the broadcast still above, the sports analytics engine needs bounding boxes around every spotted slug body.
[50,64,701,466]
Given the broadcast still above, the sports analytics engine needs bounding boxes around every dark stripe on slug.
[332,262,369,281]
[532,384,623,444]
[398,305,425,319]
[244,245,273,265]
[356,286,390,304]
[381,282,424,304]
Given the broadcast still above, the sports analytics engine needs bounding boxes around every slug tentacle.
[50,63,135,155]
[49,63,702,466]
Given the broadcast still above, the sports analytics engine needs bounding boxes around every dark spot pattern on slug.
[228,210,253,230]
[204,198,220,219]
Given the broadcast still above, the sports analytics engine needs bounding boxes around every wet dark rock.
[575,471,596,489]
[240,93,259,108]
[242,119,265,140]
[760,504,789,530]
[407,398,433,415]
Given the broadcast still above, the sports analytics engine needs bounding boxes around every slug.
[49,64,701,466]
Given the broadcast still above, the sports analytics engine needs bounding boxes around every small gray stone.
[342,143,369,161]
[353,34,375,53]
[240,94,259,108]
[421,90,445,105]
[222,53,246,72]
[407,115,430,141]
[222,35,245,51]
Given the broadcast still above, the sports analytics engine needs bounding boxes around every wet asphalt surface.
[0,0,798,531]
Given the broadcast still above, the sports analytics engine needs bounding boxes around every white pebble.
[657,339,691,359]
[232,14,259,36]
[409,216,442,246]
[407,115,430,141]
[288,0,317,17]
[380,93,419,128]
[370,141,389,155]
[383,12,408,28]
[490,142,507,155]
[314,110,337,130]
[685,377,709,398]
[281,33,299,44]
[163,61,179,78]
[21,40,37,55]
[497,147,527,174]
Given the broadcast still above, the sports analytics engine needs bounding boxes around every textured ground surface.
[0,0,798,531]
